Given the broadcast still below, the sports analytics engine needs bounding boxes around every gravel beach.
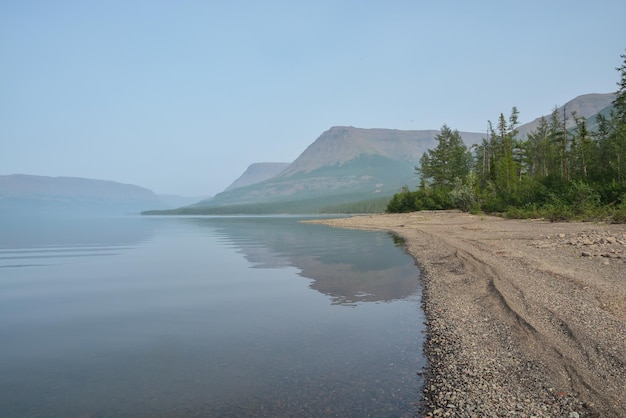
[307,211,626,417]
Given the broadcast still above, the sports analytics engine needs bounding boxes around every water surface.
[0,216,425,417]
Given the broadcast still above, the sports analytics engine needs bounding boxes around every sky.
[1,1,625,197]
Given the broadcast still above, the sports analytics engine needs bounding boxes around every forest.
[387,51,626,223]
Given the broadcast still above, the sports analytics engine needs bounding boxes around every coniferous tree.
[489,108,520,199]
[570,112,596,179]
[419,125,471,188]
[594,112,614,181]
[610,52,626,183]
[525,116,556,178]
[475,136,492,188]
[388,49,626,221]
[614,51,626,124]
[547,108,568,184]
[594,52,626,185]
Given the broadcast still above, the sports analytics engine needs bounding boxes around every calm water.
[0,215,425,417]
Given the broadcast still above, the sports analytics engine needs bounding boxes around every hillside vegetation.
[387,51,626,223]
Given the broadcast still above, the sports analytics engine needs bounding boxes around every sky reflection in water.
[0,215,425,417]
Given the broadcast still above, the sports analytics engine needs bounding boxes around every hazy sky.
[2,1,625,196]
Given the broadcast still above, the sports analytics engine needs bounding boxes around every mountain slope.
[517,93,615,138]
[157,194,210,208]
[224,162,290,192]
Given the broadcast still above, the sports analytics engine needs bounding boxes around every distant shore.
[307,211,626,417]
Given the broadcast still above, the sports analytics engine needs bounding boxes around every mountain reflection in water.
[1,215,425,417]
[183,216,420,306]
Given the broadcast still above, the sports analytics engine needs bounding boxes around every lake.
[0,215,426,417]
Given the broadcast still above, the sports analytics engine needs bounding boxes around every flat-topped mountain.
[278,126,483,177]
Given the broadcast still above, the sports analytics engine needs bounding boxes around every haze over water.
[0,215,426,417]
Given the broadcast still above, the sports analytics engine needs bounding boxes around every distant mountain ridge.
[0,174,156,199]
[0,174,176,215]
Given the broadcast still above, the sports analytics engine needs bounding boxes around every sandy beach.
[307,211,626,417]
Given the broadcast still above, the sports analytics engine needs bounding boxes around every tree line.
[387,51,626,222]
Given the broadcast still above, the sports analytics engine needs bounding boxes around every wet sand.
[307,211,626,417]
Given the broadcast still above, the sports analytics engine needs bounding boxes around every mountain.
[224,162,290,192]
[0,174,167,216]
[157,194,211,208]
[149,126,485,214]
[279,126,484,176]
[517,93,615,138]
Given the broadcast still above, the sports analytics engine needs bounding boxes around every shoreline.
[306,211,626,417]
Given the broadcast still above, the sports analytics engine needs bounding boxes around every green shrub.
[504,204,540,219]
[565,181,601,211]
[449,178,479,212]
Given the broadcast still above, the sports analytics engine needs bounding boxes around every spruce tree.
[613,51,626,124]
[419,125,471,188]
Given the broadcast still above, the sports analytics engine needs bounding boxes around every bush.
[386,176,626,223]
[539,204,573,222]
[597,180,626,205]
[564,181,600,211]
[449,177,478,212]
[386,186,455,213]
[610,205,626,223]
[386,187,416,213]
[504,204,540,219]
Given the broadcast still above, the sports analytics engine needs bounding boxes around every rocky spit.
[309,212,626,417]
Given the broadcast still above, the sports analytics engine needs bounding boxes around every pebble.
[539,230,626,260]
[420,273,594,418]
